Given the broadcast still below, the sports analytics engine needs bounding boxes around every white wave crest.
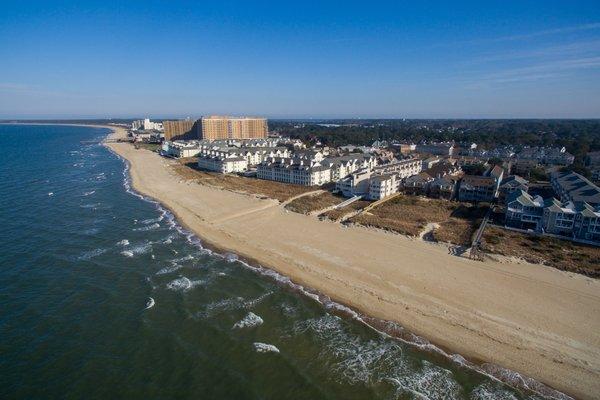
[253,342,279,353]
[166,277,205,292]
[144,297,155,310]
[133,223,160,232]
[156,264,183,275]
[117,239,129,246]
[470,382,519,400]
[78,248,107,261]
[120,242,152,258]
[232,312,264,329]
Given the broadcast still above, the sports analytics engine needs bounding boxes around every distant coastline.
[88,124,600,399]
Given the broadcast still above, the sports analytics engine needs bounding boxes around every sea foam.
[232,312,264,329]
[253,342,279,353]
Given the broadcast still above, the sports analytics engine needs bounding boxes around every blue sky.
[1,1,600,119]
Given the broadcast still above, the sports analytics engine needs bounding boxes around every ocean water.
[0,124,562,400]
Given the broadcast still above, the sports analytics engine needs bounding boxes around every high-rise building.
[201,116,268,140]
[163,119,201,141]
[131,118,163,131]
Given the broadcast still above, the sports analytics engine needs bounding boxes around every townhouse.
[551,171,600,207]
[504,189,600,243]
[498,175,529,204]
[458,165,504,203]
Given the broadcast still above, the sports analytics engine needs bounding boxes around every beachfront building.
[505,190,545,231]
[335,158,421,198]
[428,176,459,200]
[197,146,290,172]
[132,131,162,143]
[403,172,435,195]
[163,119,200,141]
[498,175,529,204]
[132,118,163,131]
[336,169,373,197]
[368,174,398,200]
[257,151,376,187]
[542,199,578,236]
[504,189,600,243]
[161,140,204,158]
[197,155,248,174]
[551,171,600,207]
[458,166,504,203]
[458,176,498,203]
[545,200,600,242]
[573,203,600,242]
[200,116,268,140]
[257,157,332,186]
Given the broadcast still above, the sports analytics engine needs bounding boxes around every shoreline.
[89,124,597,399]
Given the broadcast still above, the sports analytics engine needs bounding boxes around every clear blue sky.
[1,1,600,119]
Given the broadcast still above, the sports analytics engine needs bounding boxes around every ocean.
[0,124,560,400]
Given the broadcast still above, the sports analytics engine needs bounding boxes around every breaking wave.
[253,342,279,353]
[133,223,160,232]
[232,312,264,329]
[77,248,107,261]
[166,276,205,292]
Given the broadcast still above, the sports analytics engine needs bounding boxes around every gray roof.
[501,175,529,187]
[552,171,600,205]
[506,190,543,207]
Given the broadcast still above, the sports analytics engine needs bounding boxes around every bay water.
[0,124,558,399]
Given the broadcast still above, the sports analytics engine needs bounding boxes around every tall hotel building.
[163,119,201,141]
[201,116,268,140]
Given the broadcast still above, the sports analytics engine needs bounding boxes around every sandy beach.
[104,126,600,399]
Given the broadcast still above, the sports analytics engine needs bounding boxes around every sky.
[1,0,600,119]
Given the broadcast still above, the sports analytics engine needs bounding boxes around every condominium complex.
[550,171,600,207]
[517,146,575,166]
[197,146,290,174]
[201,116,268,140]
[505,190,600,243]
[163,119,200,141]
[257,152,376,187]
[336,158,422,199]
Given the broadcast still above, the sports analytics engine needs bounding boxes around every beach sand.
[105,126,600,399]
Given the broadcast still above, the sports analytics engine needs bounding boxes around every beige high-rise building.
[163,119,201,141]
[201,116,268,140]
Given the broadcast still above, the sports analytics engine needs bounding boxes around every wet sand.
[105,126,600,399]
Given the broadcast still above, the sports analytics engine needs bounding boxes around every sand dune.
[105,126,600,399]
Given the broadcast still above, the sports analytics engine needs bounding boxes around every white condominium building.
[336,169,373,197]
[257,152,377,187]
[161,140,203,158]
[368,174,399,200]
[197,146,290,173]
[257,158,332,186]
[132,118,163,131]
[374,158,422,179]
[198,155,248,174]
